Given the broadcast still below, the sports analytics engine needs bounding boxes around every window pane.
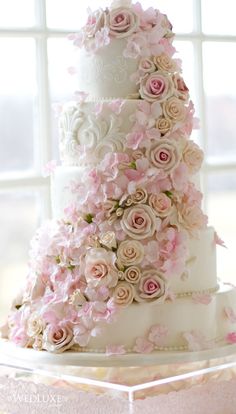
[0,191,40,324]
[206,171,236,284]
[0,0,35,27]
[203,42,236,161]
[202,0,236,35]
[0,38,38,174]
[46,0,193,33]
[48,38,77,161]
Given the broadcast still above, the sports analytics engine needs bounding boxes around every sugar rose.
[183,140,204,174]
[140,71,173,103]
[139,58,156,74]
[113,282,135,306]
[163,96,186,122]
[148,139,181,173]
[124,266,141,284]
[136,270,167,302]
[149,193,173,217]
[153,53,177,73]
[117,239,144,266]
[173,74,189,101]
[121,204,157,240]
[131,188,148,204]
[156,116,173,135]
[85,8,106,37]
[107,7,139,38]
[84,248,118,288]
[27,313,45,338]
[178,204,208,235]
[43,324,74,353]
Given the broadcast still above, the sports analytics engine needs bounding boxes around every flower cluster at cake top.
[2,0,223,356]
[70,0,173,55]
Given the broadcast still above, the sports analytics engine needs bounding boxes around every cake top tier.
[71,0,174,100]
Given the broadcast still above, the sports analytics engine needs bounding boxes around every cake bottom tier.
[73,283,236,353]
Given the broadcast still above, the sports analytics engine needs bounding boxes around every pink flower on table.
[133,337,154,354]
[43,323,74,353]
[121,204,157,240]
[140,71,173,102]
[147,139,181,173]
[83,248,118,288]
[136,269,167,303]
[107,7,139,38]
[149,193,173,217]
[226,332,236,344]
[106,344,126,356]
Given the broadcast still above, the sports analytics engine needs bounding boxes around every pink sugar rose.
[43,323,74,353]
[183,140,204,174]
[107,7,139,38]
[226,332,236,344]
[117,239,144,266]
[84,248,118,288]
[136,269,167,303]
[85,8,106,38]
[149,193,173,217]
[121,204,157,240]
[140,71,173,102]
[113,281,135,306]
[178,203,208,236]
[148,139,181,174]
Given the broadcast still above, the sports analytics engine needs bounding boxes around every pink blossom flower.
[133,2,160,30]
[133,337,154,353]
[42,160,57,177]
[84,8,106,37]
[74,91,89,103]
[126,131,145,150]
[95,27,110,49]
[226,332,236,344]
[108,99,125,114]
[106,344,126,356]
[148,324,168,345]
[143,240,160,266]
[214,232,227,248]
[171,162,188,191]
[183,330,210,351]
[192,293,212,305]
[224,307,236,323]
[136,100,162,130]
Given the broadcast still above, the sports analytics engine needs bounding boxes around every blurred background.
[0,0,236,323]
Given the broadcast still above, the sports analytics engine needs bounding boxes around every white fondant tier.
[51,167,217,296]
[76,38,139,99]
[59,99,138,166]
[74,283,236,353]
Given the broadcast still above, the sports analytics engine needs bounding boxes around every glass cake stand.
[1,339,236,404]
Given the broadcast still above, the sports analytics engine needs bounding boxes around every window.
[0,0,235,322]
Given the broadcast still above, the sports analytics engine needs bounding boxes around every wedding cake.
[2,0,236,356]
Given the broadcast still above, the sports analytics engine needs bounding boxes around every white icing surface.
[76,38,139,99]
[83,284,236,352]
[59,100,138,166]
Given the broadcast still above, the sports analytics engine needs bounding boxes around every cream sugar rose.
[2,0,236,356]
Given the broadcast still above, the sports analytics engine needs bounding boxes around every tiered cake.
[2,0,236,356]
